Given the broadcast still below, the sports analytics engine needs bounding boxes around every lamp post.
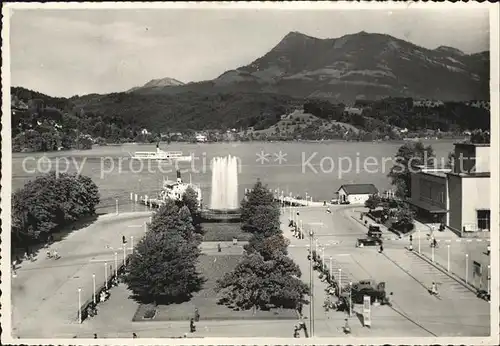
[418,227,421,253]
[465,254,469,284]
[338,268,342,291]
[123,244,127,266]
[78,288,82,324]
[487,265,491,295]
[447,245,450,272]
[329,256,333,280]
[130,236,134,254]
[104,262,108,290]
[114,252,118,277]
[115,199,119,215]
[92,273,96,304]
[309,230,315,337]
[349,281,353,317]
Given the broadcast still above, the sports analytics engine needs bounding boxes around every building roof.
[408,199,447,213]
[338,184,378,195]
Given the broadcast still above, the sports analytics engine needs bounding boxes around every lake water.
[11,140,455,213]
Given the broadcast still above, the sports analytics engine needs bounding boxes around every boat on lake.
[130,144,193,162]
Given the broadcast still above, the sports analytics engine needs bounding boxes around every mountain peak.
[127,77,185,93]
[143,77,184,88]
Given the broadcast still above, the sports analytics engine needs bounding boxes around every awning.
[408,199,448,213]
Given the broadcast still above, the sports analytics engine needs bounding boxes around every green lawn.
[201,223,253,242]
[133,254,297,321]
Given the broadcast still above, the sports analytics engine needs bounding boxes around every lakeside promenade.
[11,212,152,338]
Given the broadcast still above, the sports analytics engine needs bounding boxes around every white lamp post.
[447,245,450,272]
[92,273,96,304]
[349,281,353,316]
[114,252,118,277]
[78,288,82,324]
[104,262,108,290]
[418,227,421,253]
[338,268,342,290]
[329,256,333,279]
[115,199,119,215]
[487,265,491,295]
[465,254,469,284]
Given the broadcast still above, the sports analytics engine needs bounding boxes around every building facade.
[409,142,490,236]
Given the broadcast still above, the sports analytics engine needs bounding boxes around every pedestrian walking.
[379,243,384,253]
[217,243,221,253]
[93,333,98,339]
[189,318,196,333]
[132,333,137,338]
[194,307,200,321]
[430,282,438,296]
[409,243,413,251]
[122,235,126,244]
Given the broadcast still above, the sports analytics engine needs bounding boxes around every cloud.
[8,8,490,97]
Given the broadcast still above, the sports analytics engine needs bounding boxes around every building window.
[476,210,490,231]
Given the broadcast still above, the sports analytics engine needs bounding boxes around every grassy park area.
[201,223,253,242]
[132,254,297,321]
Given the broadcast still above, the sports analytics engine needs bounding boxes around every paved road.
[281,205,491,337]
[11,212,152,338]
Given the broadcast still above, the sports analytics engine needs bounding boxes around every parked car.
[368,224,383,238]
[356,237,382,247]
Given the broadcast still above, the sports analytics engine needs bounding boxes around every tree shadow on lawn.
[132,254,297,321]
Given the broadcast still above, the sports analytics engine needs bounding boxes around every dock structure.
[275,196,325,207]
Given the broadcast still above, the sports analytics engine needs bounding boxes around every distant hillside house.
[337,184,379,205]
[195,133,207,142]
[141,129,149,135]
[344,107,363,116]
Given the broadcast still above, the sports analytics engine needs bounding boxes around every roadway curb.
[409,249,479,295]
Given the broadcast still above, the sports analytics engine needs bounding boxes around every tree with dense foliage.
[180,186,202,228]
[124,198,204,304]
[388,141,435,198]
[244,204,281,236]
[216,252,309,312]
[391,203,416,233]
[244,233,290,260]
[11,172,100,248]
[364,194,381,211]
[240,180,275,223]
[124,231,204,304]
[446,150,456,169]
[470,129,490,144]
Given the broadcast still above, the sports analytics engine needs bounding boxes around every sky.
[8,5,491,98]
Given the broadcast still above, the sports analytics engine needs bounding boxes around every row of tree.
[11,172,100,250]
[124,192,205,305]
[216,181,309,312]
[364,195,415,233]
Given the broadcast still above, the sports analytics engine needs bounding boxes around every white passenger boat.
[131,144,193,162]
